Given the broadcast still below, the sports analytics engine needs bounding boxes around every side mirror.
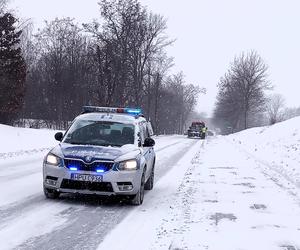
[143,137,155,147]
[54,132,63,142]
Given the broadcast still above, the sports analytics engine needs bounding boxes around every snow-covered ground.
[98,117,300,250]
[0,124,58,160]
[0,125,197,250]
[1,117,300,250]
[228,117,300,187]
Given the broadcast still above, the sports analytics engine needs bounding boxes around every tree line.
[213,51,300,134]
[0,0,202,134]
[0,0,26,123]
[213,51,271,133]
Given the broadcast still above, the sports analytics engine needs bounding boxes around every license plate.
[71,173,103,182]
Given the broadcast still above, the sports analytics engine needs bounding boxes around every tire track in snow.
[227,137,300,203]
[0,137,197,250]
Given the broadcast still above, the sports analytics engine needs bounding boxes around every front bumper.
[43,163,142,196]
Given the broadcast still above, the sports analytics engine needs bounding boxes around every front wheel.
[44,185,60,199]
[131,173,145,205]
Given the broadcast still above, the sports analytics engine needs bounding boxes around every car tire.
[145,162,155,191]
[44,185,60,199]
[131,172,145,205]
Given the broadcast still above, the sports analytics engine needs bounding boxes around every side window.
[138,122,148,144]
[146,122,154,136]
[145,126,150,138]
[142,123,148,139]
[138,124,145,144]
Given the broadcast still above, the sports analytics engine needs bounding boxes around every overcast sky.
[9,0,300,116]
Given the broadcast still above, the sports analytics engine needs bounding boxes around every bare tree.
[84,0,173,107]
[267,94,285,125]
[19,0,201,133]
[283,106,300,120]
[213,73,244,132]
[231,51,271,129]
[159,72,203,134]
[144,52,173,130]
[213,51,271,133]
[23,18,91,125]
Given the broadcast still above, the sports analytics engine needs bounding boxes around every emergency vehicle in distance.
[43,106,156,205]
[187,121,207,139]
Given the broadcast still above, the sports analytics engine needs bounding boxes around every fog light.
[45,179,57,186]
[45,176,58,186]
[117,182,133,191]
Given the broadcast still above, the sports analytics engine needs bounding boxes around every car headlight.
[118,160,138,171]
[45,153,61,166]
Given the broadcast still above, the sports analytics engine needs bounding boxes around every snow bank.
[0,124,182,156]
[0,124,58,159]
[97,132,300,250]
[228,116,300,185]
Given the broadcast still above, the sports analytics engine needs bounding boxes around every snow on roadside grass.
[0,124,58,159]
[0,124,180,161]
[228,116,300,186]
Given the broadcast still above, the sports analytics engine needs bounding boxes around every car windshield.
[63,120,135,147]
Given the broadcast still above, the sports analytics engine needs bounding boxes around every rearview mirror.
[54,132,63,142]
[143,137,155,147]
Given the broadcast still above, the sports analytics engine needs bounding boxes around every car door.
[145,123,155,166]
[139,122,152,179]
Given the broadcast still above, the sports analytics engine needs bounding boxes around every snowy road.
[0,135,197,250]
[98,136,300,250]
[1,127,300,250]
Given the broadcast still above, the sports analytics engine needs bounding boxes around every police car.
[43,106,156,205]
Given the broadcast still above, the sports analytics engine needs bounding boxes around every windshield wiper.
[97,143,122,147]
[65,141,122,147]
[65,141,86,145]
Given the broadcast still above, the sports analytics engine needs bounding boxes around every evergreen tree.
[0,12,26,124]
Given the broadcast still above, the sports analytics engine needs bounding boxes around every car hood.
[51,143,140,162]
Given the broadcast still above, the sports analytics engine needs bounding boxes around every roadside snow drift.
[0,124,58,159]
[228,116,300,186]
[97,117,300,250]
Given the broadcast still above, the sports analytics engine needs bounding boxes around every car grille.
[60,179,113,192]
[64,159,114,172]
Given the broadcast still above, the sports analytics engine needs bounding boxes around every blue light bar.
[69,167,78,171]
[96,169,105,173]
[82,106,142,116]
[124,108,142,115]
[83,106,119,113]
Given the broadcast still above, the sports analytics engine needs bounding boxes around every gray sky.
[10,0,300,116]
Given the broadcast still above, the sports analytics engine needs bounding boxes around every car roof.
[75,112,147,125]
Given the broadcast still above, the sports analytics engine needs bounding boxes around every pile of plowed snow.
[228,116,300,185]
[0,124,181,161]
[0,124,58,155]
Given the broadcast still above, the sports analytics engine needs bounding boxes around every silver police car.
[43,106,156,205]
